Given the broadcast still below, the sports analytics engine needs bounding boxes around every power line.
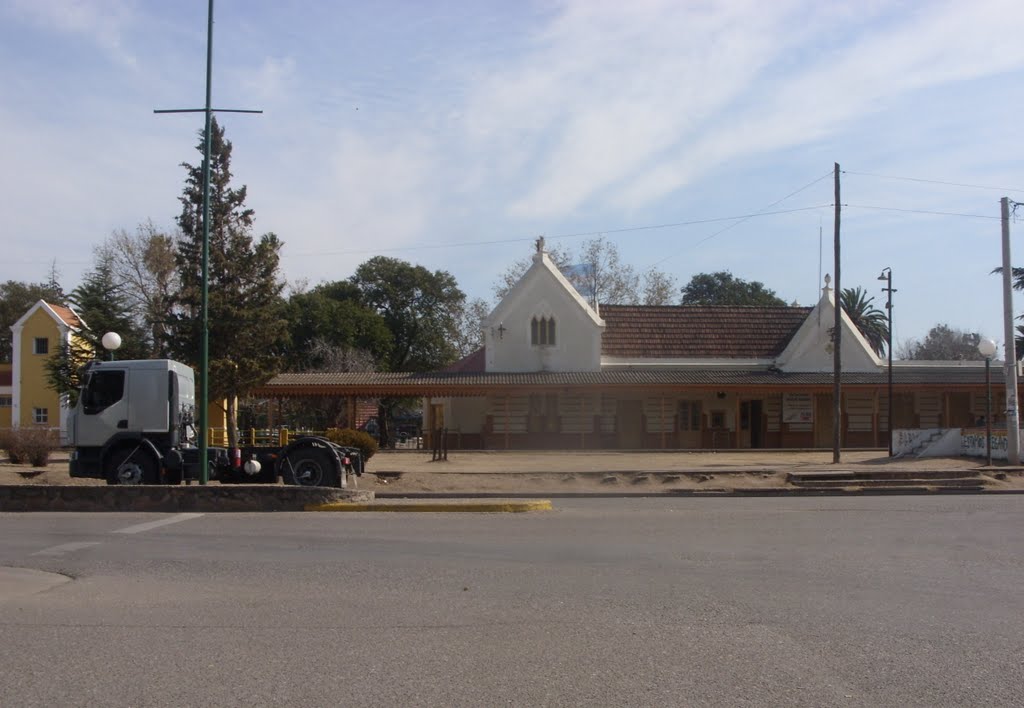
[844,203,1000,220]
[842,170,1024,194]
[285,204,833,259]
[645,170,834,269]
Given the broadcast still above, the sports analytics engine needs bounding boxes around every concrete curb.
[375,488,1024,499]
[0,485,372,512]
[306,499,553,512]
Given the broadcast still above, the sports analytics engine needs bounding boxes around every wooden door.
[617,400,644,449]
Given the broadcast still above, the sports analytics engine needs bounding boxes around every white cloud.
[238,56,297,109]
[9,0,139,67]
[2,0,1022,342]
[455,0,1024,219]
[262,129,440,281]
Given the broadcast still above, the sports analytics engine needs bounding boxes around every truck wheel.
[107,447,159,485]
[283,447,337,487]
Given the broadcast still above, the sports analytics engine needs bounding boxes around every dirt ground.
[3,449,1023,494]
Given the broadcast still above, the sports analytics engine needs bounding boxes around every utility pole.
[1000,197,1020,465]
[832,163,842,464]
[154,0,261,483]
[878,268,895,456]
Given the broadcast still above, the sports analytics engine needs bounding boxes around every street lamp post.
[979,338,998,466]
[878,268,895,456]
[101,332,122,361]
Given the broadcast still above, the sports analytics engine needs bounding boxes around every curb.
[375,488,1024,499]
[0,485,372,512]
[306,499,553,512]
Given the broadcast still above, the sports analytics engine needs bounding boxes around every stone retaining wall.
[0,485,374,512]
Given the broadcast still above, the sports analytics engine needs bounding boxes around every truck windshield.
[81,369,126,415]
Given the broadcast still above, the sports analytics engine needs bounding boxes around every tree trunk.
[227,395,238,450]
[377,401,391,449]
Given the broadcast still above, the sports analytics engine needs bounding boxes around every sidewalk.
[361,449,1024,495]
[370,449,981,474]
[3,449,1022,497]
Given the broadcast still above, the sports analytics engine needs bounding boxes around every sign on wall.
[782,393,813,423]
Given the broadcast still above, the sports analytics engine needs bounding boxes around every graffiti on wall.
[961,430,1009,460]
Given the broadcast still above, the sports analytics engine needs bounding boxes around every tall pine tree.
[44,253,145,402]
[169,117,287,448]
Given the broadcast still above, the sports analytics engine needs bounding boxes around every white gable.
[11,299,78,333]
[483,247,605,372]
[778,282,883,372]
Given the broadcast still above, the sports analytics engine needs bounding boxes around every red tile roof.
[47,302,82,329]
[599,305,812,359]
[258,366,993,398]
[443,347,486,373]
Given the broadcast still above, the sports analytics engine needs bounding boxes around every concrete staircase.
[896,429,947,458]
[787,468,986,493]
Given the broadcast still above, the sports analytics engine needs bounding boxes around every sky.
[3,0,1024,354]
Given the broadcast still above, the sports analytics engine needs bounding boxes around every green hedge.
[324,428,379,462]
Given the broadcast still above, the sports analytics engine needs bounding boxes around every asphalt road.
[1,497,1022,707]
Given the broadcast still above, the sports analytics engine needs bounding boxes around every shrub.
[324,428,379,462]
[0,427,56,466]
[0,429,21,464]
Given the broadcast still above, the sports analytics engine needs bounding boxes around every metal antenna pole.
[1000,197,1020,465]
[154,0,261,484]
[832,163,842,463]
[196,0,214,485]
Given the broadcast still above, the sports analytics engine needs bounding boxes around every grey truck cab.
[68,359,199,484]
[68,358,364,487]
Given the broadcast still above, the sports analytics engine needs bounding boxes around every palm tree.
[840,286,889,356]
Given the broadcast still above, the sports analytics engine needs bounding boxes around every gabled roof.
[48,303,83,329]
[11,299,83,331]
[777,284,881,371]
[599,305,812,359]
[443,347,486,373]
[485,250,604,329]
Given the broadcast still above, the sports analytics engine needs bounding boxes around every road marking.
[113,513,205,535]
[31,541,101,557]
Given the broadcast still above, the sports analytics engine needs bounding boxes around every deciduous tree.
[453,297,490,358]
[352,256,464,372]
[284,283,391,372]
[100,221,178,358]
[493,237,670,307]
[642,269,678,306]
[351,256,465,446]
[901,324,982,361]
[680,271,786,307]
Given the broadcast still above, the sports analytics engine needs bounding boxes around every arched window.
[531,316,556,346]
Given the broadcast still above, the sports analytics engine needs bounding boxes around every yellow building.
[9,300,83,439]
[4,300,231,446]
[0,362,11,429]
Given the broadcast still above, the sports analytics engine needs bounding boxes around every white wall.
[893,428,962,457]
[447,397,487,434]
[484,252,604,372]
[779,286,882,373]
